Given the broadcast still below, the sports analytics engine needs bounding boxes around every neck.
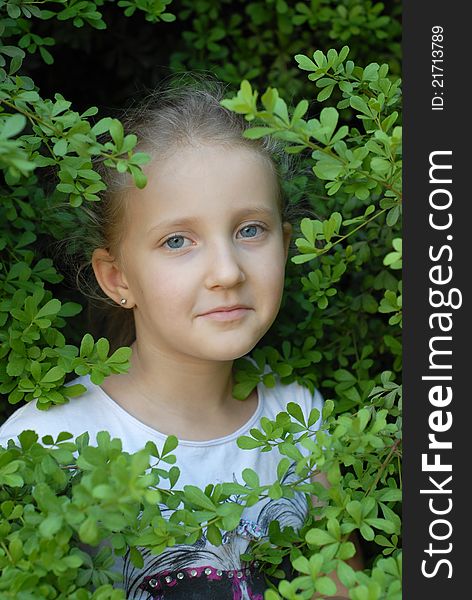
[99,340,259,441]
[127,339,235,415]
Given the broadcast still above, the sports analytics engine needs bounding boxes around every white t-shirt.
[0,375,324,600]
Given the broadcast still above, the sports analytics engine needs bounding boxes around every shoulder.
[0,375,106,447]
[259,378,324,427]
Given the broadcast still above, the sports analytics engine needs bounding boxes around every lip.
[198,305,252,321]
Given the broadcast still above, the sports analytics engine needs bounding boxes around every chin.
[205,341,258,362]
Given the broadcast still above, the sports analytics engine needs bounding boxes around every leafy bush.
[168,0,401,97]
[7,1,401,111]
[0,2,401,598]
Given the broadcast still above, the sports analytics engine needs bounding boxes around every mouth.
[198,306,252,322]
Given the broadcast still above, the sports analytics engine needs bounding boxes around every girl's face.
[97,143,291,363]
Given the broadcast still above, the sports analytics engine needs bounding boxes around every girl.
[0,77,355,599]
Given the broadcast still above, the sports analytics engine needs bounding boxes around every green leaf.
[306,528,336,546]
[346,500,362,524]
[92,484,115,500]
[292,555,310,574]
[56,431,73,442]
[337,560,357,587]
[169,466,180,488]
[39,514,63,538]
[335,369,356,383]
[300,217,322,245]
[127,546,143,569]
[79,517,99,545]
[36,299,61,319]
[276,457,291,480]
[362,62,380,81]
[279,442,302,461]
[0,114,26,139]
[242,468,260,488]
[327,518,341,541]
[80,333,94,358]
[317,84,335,102]
[107,346,132,364]
[371,157,390,175]
[206,523,222,546]
[218,504,244,531]
[109,119,124,148]
[315,577,337,596]
[377,488,402,502]
[268,481,283,500]
[350,96,371,116]
[162,435,178,456]
[53,139,68,156]
[8,537,23,562]
[286,401,306,425]
[291,253,317,264]
[308,407,321,426]
[18,430,38,449]
[338,541,356,560]
[237,435,263,449]
[292,99,309,121]
[96,337,110,361]
[58,302,82,317]
[362,294,378,313]
[295,54,318,71]
[243,127,278,139]
[233,379,258,400]
[312,50,326,67]
[240,79,255,105]
[319,107,339,143]
[92,117,113,135]
[183,485,216,511]
[386,206,400,226]
[313,157,344,180]
[41,366,65,383]
[365,517,397,534]
[360,523,375,541]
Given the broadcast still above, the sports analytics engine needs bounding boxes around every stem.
[0,98,124,167]
[0,541,13,563]
[364,438,401,497]
[351,331,360,364]
[1,98,59,137]
[299,137,401,200]
[310,207,389,260]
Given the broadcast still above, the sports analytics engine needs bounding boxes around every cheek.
[131,262,188,310]
[252,246,286,297]
[152,274,188,309]
[157,263,204,317]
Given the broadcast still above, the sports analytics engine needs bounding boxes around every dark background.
[403,1,467,596]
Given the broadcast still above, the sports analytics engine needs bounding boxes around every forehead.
[124,144,280,227]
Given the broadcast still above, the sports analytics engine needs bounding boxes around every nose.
[204,240,246,290]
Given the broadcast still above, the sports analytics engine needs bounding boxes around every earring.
[120,298,127,305]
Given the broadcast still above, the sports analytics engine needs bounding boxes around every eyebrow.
[147,206,276,235]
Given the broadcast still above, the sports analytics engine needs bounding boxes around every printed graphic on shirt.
[123,464,308,599]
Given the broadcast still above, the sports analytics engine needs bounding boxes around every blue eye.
[165,235,186,249]
[239,224,262,238]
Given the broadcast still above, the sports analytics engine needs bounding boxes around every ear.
[282,221,292,261]
[91,248,135,308]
